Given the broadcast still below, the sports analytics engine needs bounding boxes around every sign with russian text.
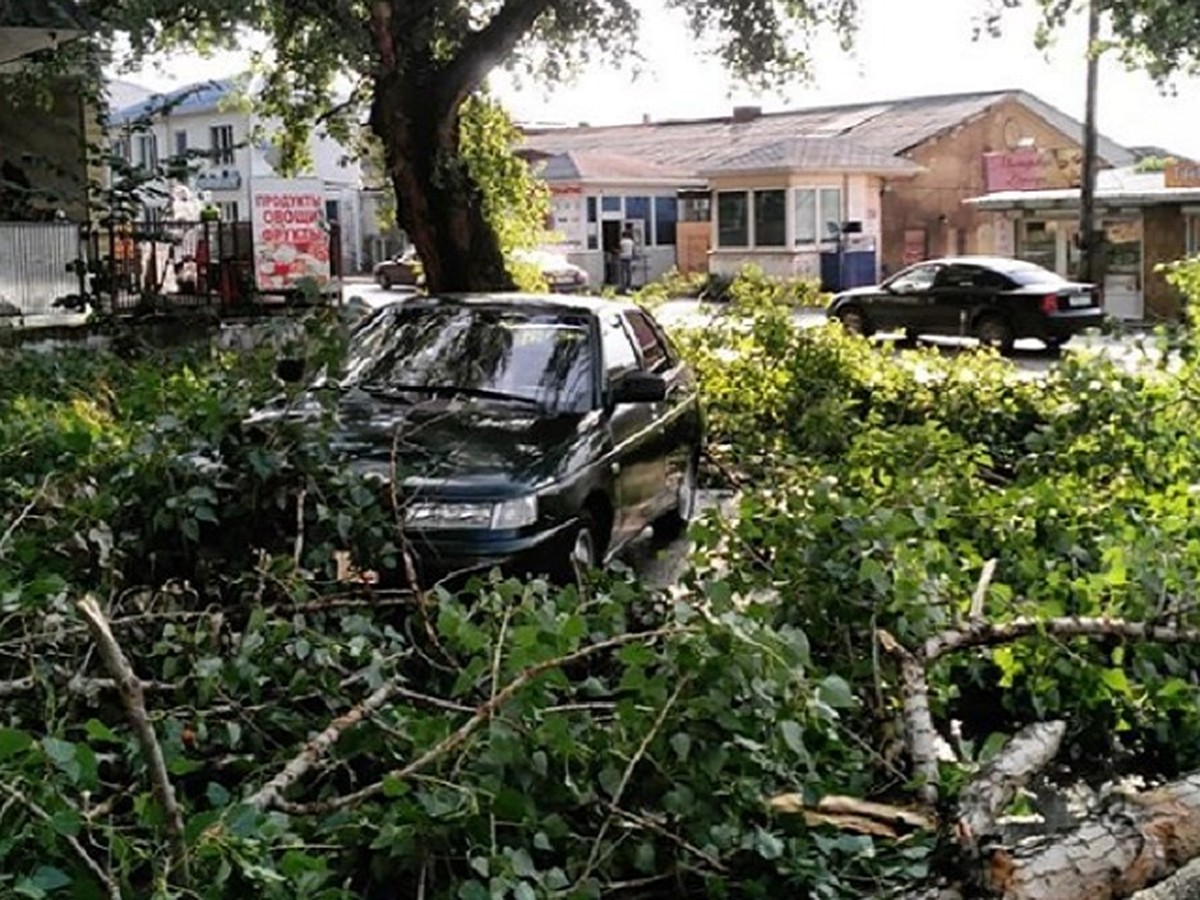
[1166,161,1200,189]
[251,179,331,291]
[983,149,1045,192]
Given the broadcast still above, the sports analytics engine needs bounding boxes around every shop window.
[1017,220,1057,271]
[680,194,711,222]
[717,191,749,247]
[753,190,786,247]
[601,196,621,214]
[586,197,598,250]
[654,197,677,246]
[626,195,651,242]
[793,187,842,245]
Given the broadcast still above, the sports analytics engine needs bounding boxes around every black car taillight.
[1041,294,1059,315]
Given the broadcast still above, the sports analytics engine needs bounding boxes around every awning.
[966,186,1200,211]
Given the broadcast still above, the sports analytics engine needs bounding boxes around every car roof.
[386,292,642,317]
[920,255,1047,272]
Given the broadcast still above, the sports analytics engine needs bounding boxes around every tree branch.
[924,617,1200,662]
[247,678,403,811]
[1,781,121,900]
[877,629,941,805]
[76,594,189,883]
[438,0,554,111]
[272,627,692,815]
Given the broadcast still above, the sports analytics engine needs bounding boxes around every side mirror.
[611,371,667,404]
[275,357,306,383]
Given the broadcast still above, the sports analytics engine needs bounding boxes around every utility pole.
[1078,0,1101,284]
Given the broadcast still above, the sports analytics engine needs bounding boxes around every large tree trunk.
[370,73,513,294]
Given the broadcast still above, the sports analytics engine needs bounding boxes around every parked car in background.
[374,247,421,289]
[262,294,702,584]
[512,248,590,293]
[827,256,1104,352]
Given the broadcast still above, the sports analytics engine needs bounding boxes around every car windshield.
[1001,261,1069,286]
[340,305,595,413]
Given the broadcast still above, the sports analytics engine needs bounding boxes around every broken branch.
[77,594,189,883]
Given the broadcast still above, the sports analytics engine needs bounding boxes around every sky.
[117,0,1200,159]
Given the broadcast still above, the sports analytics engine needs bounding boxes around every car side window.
[889,264,940,293]
[623,310,672,372]
[602,313,640,381]
[934,265,978,288]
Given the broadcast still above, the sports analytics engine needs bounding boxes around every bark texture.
[984,775,1200,899]
[367,0,553,294]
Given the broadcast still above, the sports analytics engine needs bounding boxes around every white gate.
[0,222,81,317]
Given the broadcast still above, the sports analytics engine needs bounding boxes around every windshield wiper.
[359,383,543,407]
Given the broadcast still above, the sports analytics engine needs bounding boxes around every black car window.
[341,305,595,413]
[934,265,1012,290]
[623,310,672,372]
[602,313,640,380]
[888,263,940,293]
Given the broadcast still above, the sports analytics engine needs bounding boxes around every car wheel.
[975,315,1015,353]
[837,306,873,337]
[1044,335,1070,351]
[549,510,605,584]
[653,450,699,540]
[379,274,392,290]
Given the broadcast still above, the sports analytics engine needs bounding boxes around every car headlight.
[405,495,538,530]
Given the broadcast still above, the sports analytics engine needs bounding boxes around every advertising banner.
[251,179,331,291]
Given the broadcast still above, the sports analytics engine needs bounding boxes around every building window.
[135,133,158,170]
[174,130,188,157]
[112,136,131,166]
[325,199,340,222]
[717,191,748,247]
[793,186,842,245]
[753,190,786,247]
[654,197,677,246]
[210,125,235,165]
[679,194,711,222]
[218,201,239,222]
[601,196,621,214]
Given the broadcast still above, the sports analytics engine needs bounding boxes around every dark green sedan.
[290,294,703,584]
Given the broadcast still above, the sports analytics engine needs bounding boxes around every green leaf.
[29,867,71,891]
[816,675,855,709]
[469,857,489,878]
[669,732,692,762]
[1101,668,1132,697]
[457,881,489,900]
[84,719,120,745]
[510,847,536,878]
[42,738,80,783]
[0,728,32,761]
[206,782,231,807]
[513,884,536,900]
[779,719,805,755]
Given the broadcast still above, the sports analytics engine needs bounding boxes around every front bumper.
[402,518,576,583]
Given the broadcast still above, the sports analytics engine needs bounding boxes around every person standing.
[618,226,635,293]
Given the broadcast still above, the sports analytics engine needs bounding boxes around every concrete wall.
[882,97,1087,275]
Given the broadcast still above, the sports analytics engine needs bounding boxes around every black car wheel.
[975,315,1015,353]
[837,306,873,337]
[549,510,606,584]
[378,273,393,290]
[653,450,699,540]
[1044,335,1071,351]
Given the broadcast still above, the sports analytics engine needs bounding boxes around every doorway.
[602,220,622,285]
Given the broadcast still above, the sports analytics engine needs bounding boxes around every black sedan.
[827,256,1104,352]
[269,294,702,584]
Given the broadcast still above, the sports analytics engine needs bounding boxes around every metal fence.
[0,223,82,317]
[0,218,343,320]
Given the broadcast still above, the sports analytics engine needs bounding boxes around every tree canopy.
[83,0,859,292]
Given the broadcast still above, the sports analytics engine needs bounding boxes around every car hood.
[256,391,595,497]
[833,285,882,301]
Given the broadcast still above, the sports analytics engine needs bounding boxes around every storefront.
[968,168,1200,322]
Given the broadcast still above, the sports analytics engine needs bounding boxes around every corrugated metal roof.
[703,136,924,175]
[539,150,702,184]
[523,89,1132,177]
[111,79,237,125]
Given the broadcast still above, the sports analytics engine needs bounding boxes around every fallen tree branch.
[925,617,1200,663]
[272,626,692,815]
[1,780,122,900]
[878,630,941,805]
[77,594,189,883]
[955,721,1067,852]
[1130,857,1200,900]
[247,678,403,811]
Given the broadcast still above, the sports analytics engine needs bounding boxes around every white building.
[110,78,367,271]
